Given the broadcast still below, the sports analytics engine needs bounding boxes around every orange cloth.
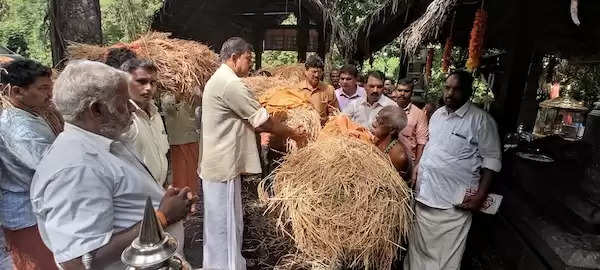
[3,226,58,270]
[171,142,200,195]
[321,115,374,143]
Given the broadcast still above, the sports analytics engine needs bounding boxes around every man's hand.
[457,192,486,211]
[159,186,192,225]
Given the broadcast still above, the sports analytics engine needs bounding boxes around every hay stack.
[259,131,413,269]
[270,64,306,82]
[243,75,293,98]
[67,32,219,102]
[67,43,106,62]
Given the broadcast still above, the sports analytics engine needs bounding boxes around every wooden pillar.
[317,26,326,60]
[254,30,264,70]
[491,45,534,137]
[297,11,309,63]
[490,0,533,137]
[516,53,544,131]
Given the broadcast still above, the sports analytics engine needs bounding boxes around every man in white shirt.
[335,64,365,110]
[405,70,502,270]
[30,60,193,269]
[201,37,303,270]
[121,59,170,186]
[342,70,397,128]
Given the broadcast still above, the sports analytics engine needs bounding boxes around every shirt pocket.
[445,132,477,159]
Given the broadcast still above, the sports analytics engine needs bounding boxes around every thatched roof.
[399,0,600,58]
[151,0,437,63]
[152,0,331,52]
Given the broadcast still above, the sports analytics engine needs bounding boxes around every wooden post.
[516,53,544,131]
[254,30,264,71]
[317,26,326,60]
[49,0,103,68]
[490,0,533,137]
[297,10,309,63]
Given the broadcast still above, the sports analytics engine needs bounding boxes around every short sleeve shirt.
[300,81,340,124]
[30,124,181,264]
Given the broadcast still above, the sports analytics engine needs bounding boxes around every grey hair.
[219,37,253,63]
[378,105,407,134]
[53,60,130,122]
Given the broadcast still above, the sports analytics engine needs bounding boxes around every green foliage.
[0,0,51,65]
[101,0,163,44]
[361,51,400,79]
[262,50,298,69]
[424,45,492,106]
[0,0,162,66]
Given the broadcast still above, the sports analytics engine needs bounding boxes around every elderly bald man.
[30,60,194,269]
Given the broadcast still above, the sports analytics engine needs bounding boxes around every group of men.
[0,56,195,269]
[0,35,501,270]
[308,50,502,269]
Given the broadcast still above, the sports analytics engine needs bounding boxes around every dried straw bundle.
[399,0,458,55]
[130,32,219,102]
[243,76,292,98]
[259,135,413,269]
[270,64,306,82]
[66,43,107,62]
[67,32,219,103]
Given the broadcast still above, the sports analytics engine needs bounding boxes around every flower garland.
[425,48,434,82]
[441,37,453,73]
[466,8,488,71]
[441,11,456,73]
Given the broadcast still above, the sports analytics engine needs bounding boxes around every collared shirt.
[300,80,340,124]
[30,123,181,265]
[161,93,200,146]
[342,95,398,128]
[123,101,170,186]
[399,103,429,162]
[0,107,55,230]
[200,64,269,181]
[416,102,502,209]
[335,86,366,110]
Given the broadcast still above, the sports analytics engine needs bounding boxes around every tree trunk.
[49,0,103,67]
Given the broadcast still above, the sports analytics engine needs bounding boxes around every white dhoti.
[404,202,472,270]
[202,177,246,270]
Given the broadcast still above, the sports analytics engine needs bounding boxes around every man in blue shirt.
[0,59,58,269]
